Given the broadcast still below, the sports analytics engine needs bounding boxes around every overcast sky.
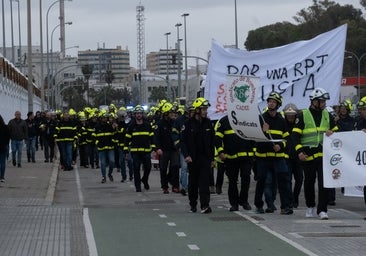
[1,0,363,68]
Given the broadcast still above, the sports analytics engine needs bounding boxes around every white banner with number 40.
[323,131,366,188]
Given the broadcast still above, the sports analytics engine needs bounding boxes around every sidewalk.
[0,148,88,256]
[1,146,366,256]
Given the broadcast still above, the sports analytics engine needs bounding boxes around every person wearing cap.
[283,103,303,209]
[124,105,155,192]
[254,92,293,215]
[292,87,338,220]
[181,97,215,214]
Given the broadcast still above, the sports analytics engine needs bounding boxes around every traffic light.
[172,54,176,64]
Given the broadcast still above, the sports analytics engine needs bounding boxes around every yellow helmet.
[340,99,353,111]
[158,99,168,110]
[161,102,173,113]
[69,108,77,116]
[267,92,283,107]
[357,97,366,109]
[192,97,210,109]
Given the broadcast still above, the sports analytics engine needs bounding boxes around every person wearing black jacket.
[215,115,255,211]
[40,111,57,163]
[25,112,38,163]
[181,97,215,214]
[0,115,10,182]
[54,111,78,171]
[94,111,117,183]
[155,102,180,194]
[124,105,155,192]
[254,92,293,215]
[8,110,27,168]
[292,88,338,220]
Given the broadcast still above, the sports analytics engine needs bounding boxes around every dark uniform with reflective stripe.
[94,120,116,180]
[181,116,215,211]
[215,115,254,210]
[124,119,155,191]
[254,111,291,213]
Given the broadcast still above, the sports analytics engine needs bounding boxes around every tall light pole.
[182,13,189,99]
[234,0,238,48]
[50,21,72,108]
[40,0,45,110]
[1,0,6,56]
[13,0,21,71]
[27,0,33,112]
[46,0,60,107]
[175,23,182,98]
[10,0,15,64]
[164,32,171,100]
[345,50,366,100]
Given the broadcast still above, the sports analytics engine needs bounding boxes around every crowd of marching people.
[1,87,366,218]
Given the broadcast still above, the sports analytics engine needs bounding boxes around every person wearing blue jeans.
[60,141,73,170]
[99,149,115,182]
[26,111,38,163]
[180,153,188,195]
[8,111,27,168]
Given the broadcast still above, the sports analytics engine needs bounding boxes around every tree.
[81,64,93,105]
[148,86,167,103]
[244,0,366,78]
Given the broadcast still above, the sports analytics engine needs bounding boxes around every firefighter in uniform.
[155,102,180,194]
[116,107,131,182]
[292,87,338,220]
[54,110,78,171]
[181,97,215,214]
[93,110,117,183]
[215,114,255,211]
[124,105,155,192]
[254,92,293,215]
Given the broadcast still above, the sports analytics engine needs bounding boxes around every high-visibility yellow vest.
[301,109,329,148]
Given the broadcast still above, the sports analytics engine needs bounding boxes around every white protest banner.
[226,75,269,141]
[323,131,366,188]
[205,25,347,121]
[344,186,364,197]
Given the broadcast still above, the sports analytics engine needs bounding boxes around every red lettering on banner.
[215,83,227,114]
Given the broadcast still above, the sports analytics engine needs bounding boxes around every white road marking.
[75,165,84,206]
[167,222,176,226]
[159,214,167,218]
[176,232,186,237]
[235,211,318,256]
[83,208,98,256]
[187,244,200,250]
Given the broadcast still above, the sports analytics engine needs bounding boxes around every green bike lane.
[88,203,308,256]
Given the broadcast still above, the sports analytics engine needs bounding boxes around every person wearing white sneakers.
[292,88,338,220]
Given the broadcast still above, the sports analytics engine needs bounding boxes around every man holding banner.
[254,92,293,215]
[292,87,338,220]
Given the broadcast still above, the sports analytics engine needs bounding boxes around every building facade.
[78,46,130,84]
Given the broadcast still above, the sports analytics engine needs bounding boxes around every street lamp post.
[345,50,366,100]
[10,0,15,64]
[46,0,61,108]
[15,0,21,70]
[50,21,72,108]
[234,0,238,48]
[175,23,182,98]
[182,13,189,99]
[164,32,171,100]
[1,0,6,56]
